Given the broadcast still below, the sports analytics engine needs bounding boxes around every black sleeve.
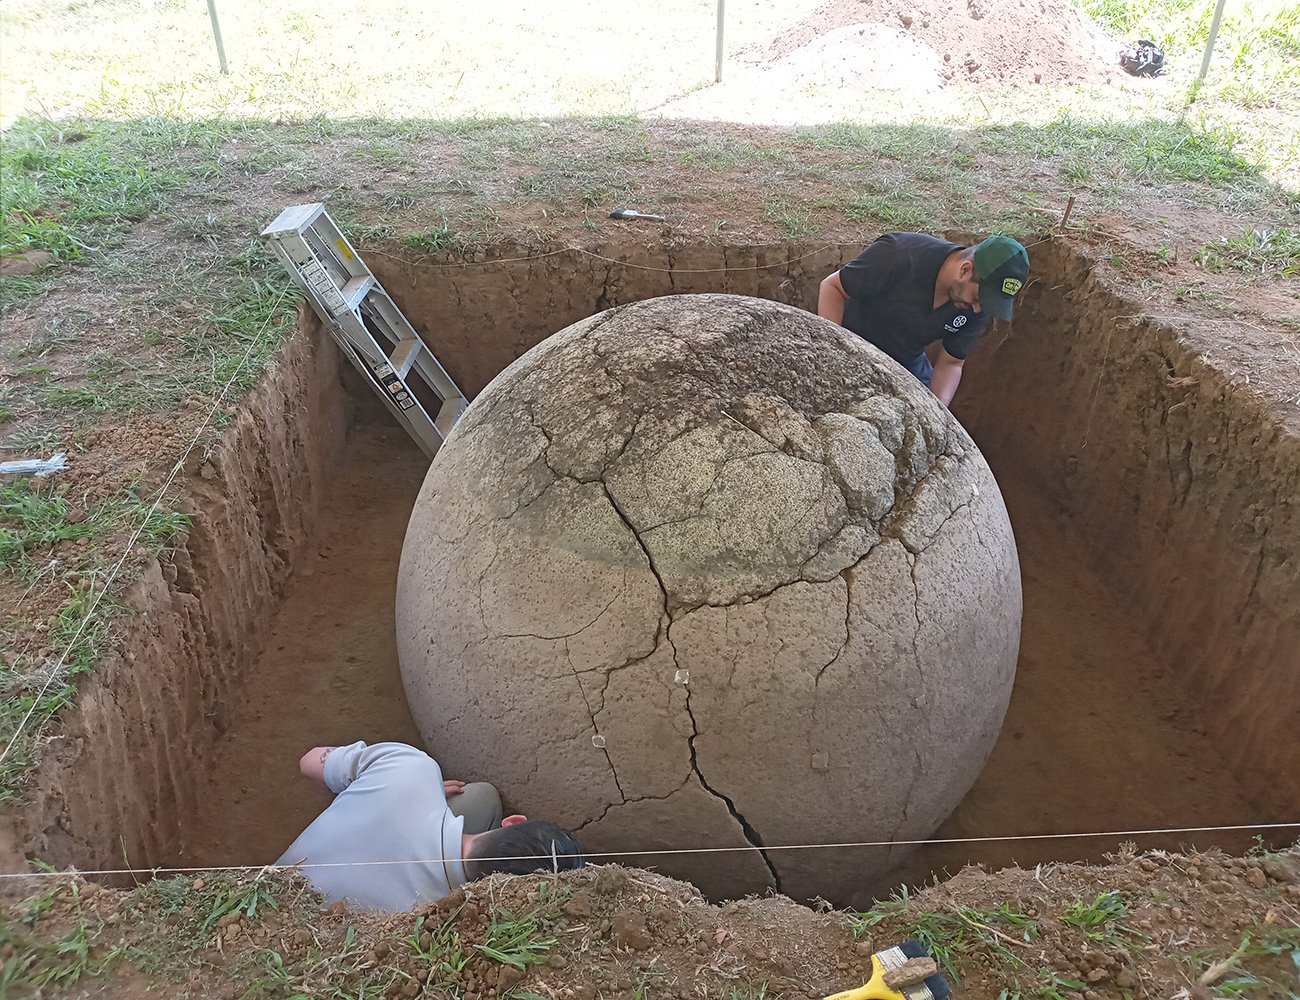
[838,235,898,302]
[942,315,986,360]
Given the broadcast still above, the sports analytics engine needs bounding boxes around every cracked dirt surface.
[395,294,1022,905]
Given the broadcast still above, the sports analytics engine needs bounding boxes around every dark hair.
[464,820,586,879]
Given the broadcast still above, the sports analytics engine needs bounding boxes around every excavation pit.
[8,238,1297,908]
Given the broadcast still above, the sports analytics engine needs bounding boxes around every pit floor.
[183,418,1273,894]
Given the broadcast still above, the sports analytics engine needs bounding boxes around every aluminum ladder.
[261,203,467,459]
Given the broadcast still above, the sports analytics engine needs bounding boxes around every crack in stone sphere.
[396,294,1021,906]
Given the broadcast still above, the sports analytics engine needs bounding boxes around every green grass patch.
[1196,227,1300,274]
[403,223,475,255]
[0,477,190,802]
[851,889,1036,985]
[0,484,95,571]
[1059,890,1134,944]
[476,901,562,969]
[1,125,182,260]
[0,875,129,994]
[0,478,190,579]
[851,885,1154,999]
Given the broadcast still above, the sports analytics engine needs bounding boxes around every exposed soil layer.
[957,239,1300,820]
[3,236,1297,911]
[0,313,348,878]
[181,416,428,870]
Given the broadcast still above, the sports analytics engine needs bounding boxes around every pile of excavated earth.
[738,0,1120,90]
[7,845,1300,999]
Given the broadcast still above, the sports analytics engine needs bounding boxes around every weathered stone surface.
[397,294,1021,905]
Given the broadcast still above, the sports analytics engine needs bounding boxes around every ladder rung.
[435,395,466,438]
[340,276,374,313]
[263,203,468,459]
[388,337,423,379]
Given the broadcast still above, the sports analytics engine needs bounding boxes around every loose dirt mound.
[742,0,1120,88]
[7,846,1300,998]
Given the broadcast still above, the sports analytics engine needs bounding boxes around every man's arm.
[930,348,966,406]
[299,746,338,794]
[817,270,848,326]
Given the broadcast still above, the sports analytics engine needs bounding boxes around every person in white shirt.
[277,741,585,912]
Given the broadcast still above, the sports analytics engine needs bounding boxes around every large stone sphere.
[396,294,1020,905]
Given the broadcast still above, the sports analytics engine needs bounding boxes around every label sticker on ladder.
[373,362,416,410]
[301,258,348,315]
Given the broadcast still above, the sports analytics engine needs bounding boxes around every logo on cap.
[1002,277,1023,295]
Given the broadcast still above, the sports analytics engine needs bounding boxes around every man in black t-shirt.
[817,233,1029,406]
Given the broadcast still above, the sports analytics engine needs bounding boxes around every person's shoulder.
[366,742,439,765]
[340,742,441,776]
[852,232,901,263]
[331,742,444,795]
[889,232,959,252]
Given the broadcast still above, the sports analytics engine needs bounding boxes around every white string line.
[0,284,295,769]
[3,822,1297,880]
[366,244,843,273]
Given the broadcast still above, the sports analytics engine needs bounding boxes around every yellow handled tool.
[825,954,906,1000]
[823,939,949,1000]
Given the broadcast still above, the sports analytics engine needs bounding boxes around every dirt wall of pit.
[5,235,1296,878]
[367,244,852,398]
[0,310,349,876]
[373,238,1300,820]
[954,239,1300,816]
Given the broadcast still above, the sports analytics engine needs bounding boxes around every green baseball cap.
[973,235,1029,321]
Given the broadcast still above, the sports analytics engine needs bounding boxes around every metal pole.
[1198,0,1228,82]
[206,0,229,75]
[715,0,725,83]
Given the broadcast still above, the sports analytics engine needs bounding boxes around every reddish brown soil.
[11,846,1300,1000]
[168,389,1272,897]
[741,0,1120,87]
[182,419,427,869]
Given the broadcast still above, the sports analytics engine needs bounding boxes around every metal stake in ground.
[1195,0,1229,95]
[609,209,665,221]
[206,0,229,75]
[716,0,726,82]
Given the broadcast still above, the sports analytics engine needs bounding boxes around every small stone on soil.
[611,909,654,950]
[564,889,595,917]
[882,956,938,988]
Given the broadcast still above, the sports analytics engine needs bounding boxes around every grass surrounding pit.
[3,0,1299,189]
[0,868,574,998]
[0,873,130,995]
[0,476,191,805]
[1195,226,1300,274]
[851,868,1300,1000]
[5,852,1299,999]
[0,116,299,803]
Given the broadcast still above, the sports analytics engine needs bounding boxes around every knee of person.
[467,781,502,809]
[454,781,504,831]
